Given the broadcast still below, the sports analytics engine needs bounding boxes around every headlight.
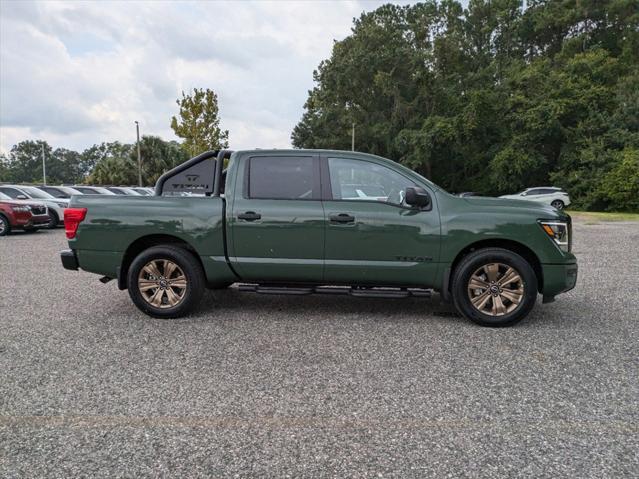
[10,205,30,212]
[539,221,570,252]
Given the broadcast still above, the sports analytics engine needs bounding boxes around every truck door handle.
[330,213,355,224]
[238,211,261,221]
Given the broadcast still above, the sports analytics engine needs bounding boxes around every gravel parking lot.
[1,220,638,478]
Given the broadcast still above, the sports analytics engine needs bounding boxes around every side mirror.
[16,194,28,200]
[404,187,431,208]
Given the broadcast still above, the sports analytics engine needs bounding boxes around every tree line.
[292,0,639,211]
[0,88,228,187]
[1,1,637,210]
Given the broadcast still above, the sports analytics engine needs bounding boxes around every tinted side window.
[328,157,414,206]
[0,187,21,199]
[248,156,316,200]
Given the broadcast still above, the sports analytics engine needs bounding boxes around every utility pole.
[41,143,47,185]
[135,121,142,186]
[351,122,355,151]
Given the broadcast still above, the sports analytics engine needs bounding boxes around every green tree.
[170,88,229,157]
[0,153,11,182]
[3,140,52,184]
[86,142,135,185]
[292,0,639,210]
[598,148,639,211]
[130,136,189,185]
[85,137,189,186]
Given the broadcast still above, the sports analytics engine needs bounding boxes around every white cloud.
[0,0,407,154]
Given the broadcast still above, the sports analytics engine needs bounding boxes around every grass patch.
[567,210,639,222]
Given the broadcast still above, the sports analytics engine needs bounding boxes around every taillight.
[64,207,87,239]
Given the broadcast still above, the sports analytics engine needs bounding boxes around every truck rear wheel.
[451,248,537,327]
[127,245,205,319]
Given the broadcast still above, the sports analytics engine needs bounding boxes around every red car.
[0,199,50,236]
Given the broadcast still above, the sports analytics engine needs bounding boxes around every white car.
[36,185,84,199]
[499,187,571,210]
[107,186,143,196]
[0,185,68,228]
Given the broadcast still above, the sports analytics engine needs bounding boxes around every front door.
[322,156,440,286]
[229,153,325,282]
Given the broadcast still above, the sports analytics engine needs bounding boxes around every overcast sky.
[0,0,415,154]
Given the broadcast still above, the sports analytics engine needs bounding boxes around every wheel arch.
[446,239,543,297]
[118,234,205,290]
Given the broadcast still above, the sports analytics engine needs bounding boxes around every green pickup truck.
[61,149,577,327]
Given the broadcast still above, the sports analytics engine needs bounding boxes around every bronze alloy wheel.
[137,259,188,309]
[467,262,524,316]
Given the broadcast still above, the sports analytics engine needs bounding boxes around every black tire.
[551,200,564,210]
[0,214,10,236]
[127,245,205,319]
[47,210,59,229]
[451,248,538,327]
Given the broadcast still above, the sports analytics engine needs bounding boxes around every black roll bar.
[213,149,233,196]
[154,149,234,197]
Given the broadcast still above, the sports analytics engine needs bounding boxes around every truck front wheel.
[127,245,205,319]
[451,248,538,327]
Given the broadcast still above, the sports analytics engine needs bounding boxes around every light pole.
[135,121,142,186]
[41,143,47,184]
[351,122,355,151]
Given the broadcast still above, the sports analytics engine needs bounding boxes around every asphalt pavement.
[1,220,638,477]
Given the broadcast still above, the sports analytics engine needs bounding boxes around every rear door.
[322,156,440,286]
[228,153,324,282]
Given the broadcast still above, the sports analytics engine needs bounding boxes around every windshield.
[40,187,68,198]
[74,187,98,194]
[60,186,81,195]
[19,186,55,199]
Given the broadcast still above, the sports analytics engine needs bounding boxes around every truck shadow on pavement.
[196,286,464,323]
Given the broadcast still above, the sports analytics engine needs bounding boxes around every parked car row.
[456,187,571,210]
[0,184,155,236]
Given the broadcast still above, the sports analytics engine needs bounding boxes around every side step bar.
[238,284,431,299]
